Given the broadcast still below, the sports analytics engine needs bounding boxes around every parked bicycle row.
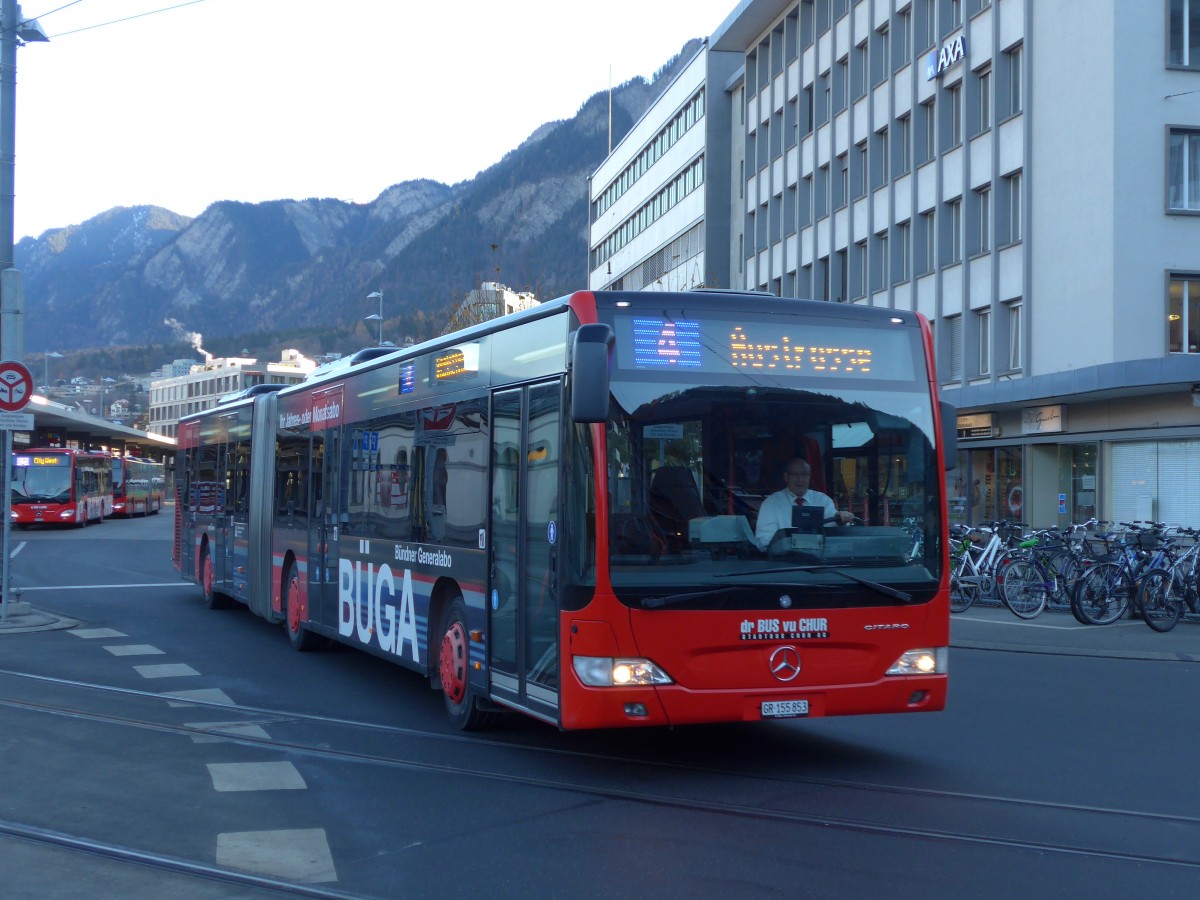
[950,519,1200,633]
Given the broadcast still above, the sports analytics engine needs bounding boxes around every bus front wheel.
[438,597,497,731]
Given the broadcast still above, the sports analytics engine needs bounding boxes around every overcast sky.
[13,0,737,241]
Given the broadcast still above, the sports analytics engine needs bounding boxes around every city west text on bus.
[11,448,114,527]
[174,290,957,730]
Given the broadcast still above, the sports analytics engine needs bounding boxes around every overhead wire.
[20,0,209,39]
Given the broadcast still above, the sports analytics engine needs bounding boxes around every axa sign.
[926,34,966,81]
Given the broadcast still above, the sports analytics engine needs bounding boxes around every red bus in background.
[112,456,165,516]
[11,448,114,527]
[176,290,956,731]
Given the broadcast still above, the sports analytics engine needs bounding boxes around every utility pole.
[0,3,47,625]
[0,2,48,360]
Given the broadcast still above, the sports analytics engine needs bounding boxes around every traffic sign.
[0,412,33,430]
[0,360,33,412]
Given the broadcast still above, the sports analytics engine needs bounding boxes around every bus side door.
[489,380,562,722]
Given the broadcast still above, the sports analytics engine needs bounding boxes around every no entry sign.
[0,361,33,412]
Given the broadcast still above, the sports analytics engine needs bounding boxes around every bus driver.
[754,458,854,551]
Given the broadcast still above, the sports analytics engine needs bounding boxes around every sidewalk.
[0,602,78,633]
[952,603,1200,662]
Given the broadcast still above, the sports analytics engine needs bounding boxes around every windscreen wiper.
[717,565,913,604]
[640,586,753,610]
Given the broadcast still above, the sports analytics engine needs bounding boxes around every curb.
[0,608,80,634]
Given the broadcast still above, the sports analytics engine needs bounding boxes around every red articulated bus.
[175,290,956,730]
[11,448,114,528]
[112,456,166,517]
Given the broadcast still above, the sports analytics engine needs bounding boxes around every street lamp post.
[366,291,383,346]
[43,350,63,393]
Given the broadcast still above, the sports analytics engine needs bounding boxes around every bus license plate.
[762,699,809,718]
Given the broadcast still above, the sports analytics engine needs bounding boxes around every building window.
[853,40,868,99]
[897,221,911,283]
[1004,44,1023,117]
[1169,275,1200,353]
[874,26,890,84]
[1007,302,1022,370]
[836,248,848,301]
[977,67,991,133]
[976,186,991,253]
[951,0,963,30]
[922,0,936,50]
[920,209,936,274]
[977,309,991,376]
[1169,0,1200,68]
[1005,171,1022,242]
[896,8,911,65]
[945,198,962,264]
[837,58,849,111]
[874,230,889,292]
[920,98,936,164]
[855,141,868,197]
[946,315,963,381]
[947,82,962,148]
[855,239,868,297]
[1169,128,1200,211]
[875,126,889,187]
[897,115,911,174]
[837,153,849,208]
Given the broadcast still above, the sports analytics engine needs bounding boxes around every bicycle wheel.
[1072,562,1132,626]
[1138,568,1182,633]
[1043,549,1079,606]
[999,558,1049,619]
[950,555,979,613]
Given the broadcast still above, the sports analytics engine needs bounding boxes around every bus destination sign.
[613,315,915,381]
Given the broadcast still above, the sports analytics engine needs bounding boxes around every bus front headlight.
[573,656,673,687]
[886,647,948,676]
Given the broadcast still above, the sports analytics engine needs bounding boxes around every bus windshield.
[12,462,72,504]
[603,377,942,609]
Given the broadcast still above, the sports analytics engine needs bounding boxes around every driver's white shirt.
[754,487,838,550]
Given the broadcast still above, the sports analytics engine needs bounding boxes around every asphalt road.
[2,509,1198,898]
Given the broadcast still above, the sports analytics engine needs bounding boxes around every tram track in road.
[2,665,1200,875]
[0,819,363,900]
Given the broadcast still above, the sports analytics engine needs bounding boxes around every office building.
[589,0,1200,526]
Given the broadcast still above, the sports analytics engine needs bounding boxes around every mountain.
[17,40,703,358]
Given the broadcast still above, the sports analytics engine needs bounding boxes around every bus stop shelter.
[20,395,176,463]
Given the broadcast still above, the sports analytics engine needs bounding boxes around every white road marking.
[69,628,128,639]
[103,644,164,656]
[207,761,307,792]
[162,688,235,707]
[133,663,200,679]
[216,829,337,883]
[183,721,272,744]
[10,541,25,557]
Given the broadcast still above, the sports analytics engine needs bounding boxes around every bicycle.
[993,527,1054,619]
[949,521,1024,614]
[1137,526,1200,633]
[1071,522,1165,625]
[1033,518,1102,607]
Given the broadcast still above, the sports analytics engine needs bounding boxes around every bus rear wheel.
[438,598,497,731]
[200,546,231,610]
[283,563,320,651]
